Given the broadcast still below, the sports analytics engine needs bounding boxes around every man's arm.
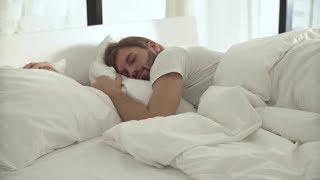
[92,73,182,121]
[23,62,58,72]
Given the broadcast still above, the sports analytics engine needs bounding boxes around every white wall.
[102,0,166,25]
[0,0,166,35]
[312,0,320,27]
[292,0,320,30]
[251,0,279,38]
[0,0,86,34]
[166,0,280,52]
[2,0,317,50]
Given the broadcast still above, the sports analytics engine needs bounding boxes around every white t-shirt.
[150,46,223,108]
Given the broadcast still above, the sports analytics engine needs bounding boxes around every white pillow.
[0,67,121,171]
[256,107,320,143]
[214,28,320,101]
[271,39,320,113]
[275,28,320,43]
[214,36,293,101]
[88,36,196,113]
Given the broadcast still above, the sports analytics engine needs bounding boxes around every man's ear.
[147,41,161,54]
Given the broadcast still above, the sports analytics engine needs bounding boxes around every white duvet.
[102,29,320,180]
[104,86,320,179]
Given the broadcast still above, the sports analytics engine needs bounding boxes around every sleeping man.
[24,36,222,121]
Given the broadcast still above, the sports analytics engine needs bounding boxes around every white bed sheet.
[0,136,190,180]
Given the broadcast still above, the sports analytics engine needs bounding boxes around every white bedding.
[270,39,320,113]
[1,23,319,179]
[0,136,190,180]
[0,16,199,179]
[102,29,320,180]
[103,86,320,180]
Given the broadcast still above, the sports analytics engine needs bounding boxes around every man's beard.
[147,49,157,66]
[144,50,158,80]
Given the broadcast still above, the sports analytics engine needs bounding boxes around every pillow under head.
[88,35,196,113]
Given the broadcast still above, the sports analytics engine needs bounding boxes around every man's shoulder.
[162,46,213,55]
[161,46,187,52]
[156,46,189,60]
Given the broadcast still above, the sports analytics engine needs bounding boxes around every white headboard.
[0,16,198,85]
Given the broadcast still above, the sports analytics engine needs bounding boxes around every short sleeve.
[150,47,188,85]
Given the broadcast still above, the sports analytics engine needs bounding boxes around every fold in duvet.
[103,86,320,179]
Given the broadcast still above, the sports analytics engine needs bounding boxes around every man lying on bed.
[24,36,222,121]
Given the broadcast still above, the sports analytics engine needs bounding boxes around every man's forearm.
[109,90,155,121]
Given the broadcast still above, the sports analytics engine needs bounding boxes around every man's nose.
[127,67,138,78]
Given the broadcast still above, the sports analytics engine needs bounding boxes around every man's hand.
[91,75,123,96]
[23,61,57,72]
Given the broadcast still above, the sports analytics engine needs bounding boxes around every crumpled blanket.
[102,29,320,180]
[104,86,319,179]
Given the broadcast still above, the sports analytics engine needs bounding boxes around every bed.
[1,16,320,180]
[0,16,195,180]
[1,136,190,180]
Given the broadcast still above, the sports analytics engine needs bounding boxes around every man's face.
[115,46,157,80]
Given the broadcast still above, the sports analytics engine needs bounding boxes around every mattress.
[0,136,190,180]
